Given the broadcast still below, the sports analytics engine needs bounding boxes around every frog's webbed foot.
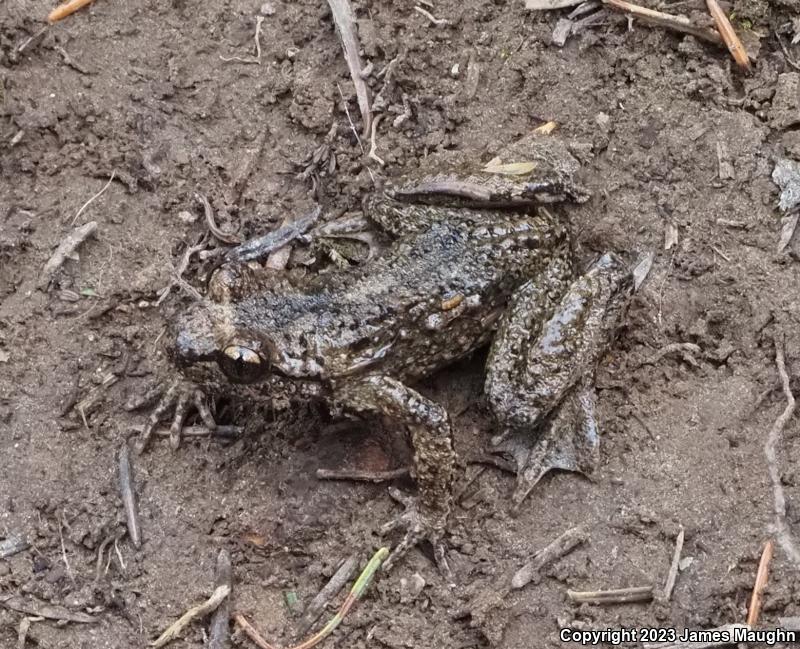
[333,375,456,578]
[486,253,633,508]
[133,380,217,453]
[492,386,599,512]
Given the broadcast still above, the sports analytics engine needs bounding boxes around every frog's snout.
[171,307,219,367]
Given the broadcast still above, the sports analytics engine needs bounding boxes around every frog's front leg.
[487,253,632,509]
[333,375,456,575]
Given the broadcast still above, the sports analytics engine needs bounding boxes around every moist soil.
[3,0,800,647]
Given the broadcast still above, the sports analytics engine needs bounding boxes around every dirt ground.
[3,0,800,647]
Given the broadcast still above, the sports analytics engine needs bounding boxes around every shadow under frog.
[140,134,633,575]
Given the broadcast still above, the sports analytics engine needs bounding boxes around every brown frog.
[141,134,632,574]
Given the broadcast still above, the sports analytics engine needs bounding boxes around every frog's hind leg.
[334,375,456,578]
[486,253,632,509]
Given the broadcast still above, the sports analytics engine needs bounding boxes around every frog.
[139,133,633,575]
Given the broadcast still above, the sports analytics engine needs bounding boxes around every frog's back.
[233,207,569,382]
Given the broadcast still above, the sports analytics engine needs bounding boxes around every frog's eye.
[218,345,268,384]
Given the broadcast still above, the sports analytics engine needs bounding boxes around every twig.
[602,0,724,45]
[94,534,116,582]
[413,6,451,26]
[336,82,364,152]
[327,0,372,138]
[289,547,388,649]
[776,32,800,72]
[39,221,98,289]
[71,171,115,225]
[58,514,75,584]
[316,467,410,482]
[297,555,359,636]
[226,206,322,263]
[706,0,750,70]
[641,342,701,367]
[512,526,588,590]
[746,539,773,627]
[0,595,95,623]
[660,526,684,601]
[233,614,278,649]
[711,245,731,262]
[220,16,265,64]
[149,585,231,648]
[156,235,208,306]
[198,193,240,244]
[209,549,233,649]
[17,616,43,649]
[235,547,389,649]
[154,424,242,438]
[17,26,48,54]
[118,443,142,549]
[48,0,96,23]
[368,115,385,166]
[764,334,800,569]
[567,585,653,604]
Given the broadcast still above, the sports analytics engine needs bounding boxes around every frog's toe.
[492,387,599,512]
[381,488,452,580]
[135,382,217,453]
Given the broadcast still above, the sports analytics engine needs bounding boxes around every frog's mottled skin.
[166,135,632,572]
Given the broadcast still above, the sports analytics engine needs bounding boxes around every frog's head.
[170,301,274,386]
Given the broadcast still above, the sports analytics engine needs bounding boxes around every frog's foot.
[381,487,452,580]
[485,253,632,509]
[491,387,599,512]
[134,381,217,453]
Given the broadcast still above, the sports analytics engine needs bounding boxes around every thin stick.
[297,555,359,635]
[327,0,372,138]
[705,0,750,70]
[118,443,142,549]
[198,193,239,244]
[764,335,800,569]
[286,547,388,649]
[209,549,233,649]
[746,539,773,626]
[150,585,230,648]
[512,526,588,590]
[567,585,653,604]
[220,16,265,64]
[602,0,723,45]
[48,0,96,23]
[71,171,115,225]
[316,467,410,482]
[661,526,684,601]
[58,514,75,584]
[368,114,385,166]
[413,6,451,26]
[336,82,364,152]
[40,221,98,288]
[235,547,389,649]
[233,614,277,649]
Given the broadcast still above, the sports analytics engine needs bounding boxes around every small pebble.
[450,63,460,78]
[260,1,276,15]
[399,572,425,603]
[0,561,10,577]
[177,210,197,224]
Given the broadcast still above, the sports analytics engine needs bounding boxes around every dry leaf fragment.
[482,161,538,175]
